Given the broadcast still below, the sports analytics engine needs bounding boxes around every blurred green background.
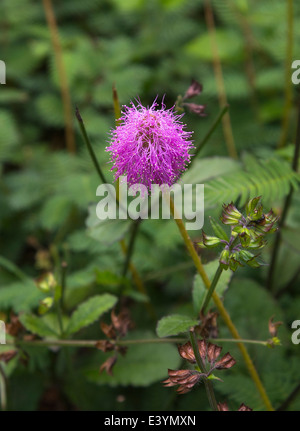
[0,0,300,411]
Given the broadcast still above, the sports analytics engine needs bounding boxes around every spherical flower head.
[106,99,194,192]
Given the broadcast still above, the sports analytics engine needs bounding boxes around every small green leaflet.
[156,314,199,338]
[66,294,117,335]
[19,314,58,338]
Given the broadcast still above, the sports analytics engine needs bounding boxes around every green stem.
[60,261,67,311]
[277,381,300,411]
[275,265,300,299]
[278,0,294,148]
[6,336,270,349]
[190,105,229,164]
[75,107,107,184]
[266,191,292,291]
[121,218,142,279]
[267,91,300,290]
[55,260,67,336]
[56,300,64,336]
[112,83,122,125]
[189,331,218,411]
[201,264,223,315]
[0,255,32,283]
[75,106,126,214]
[9,338,187,348]
[210,338,268,346]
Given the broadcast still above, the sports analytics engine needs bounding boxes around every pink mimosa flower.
[106,99,194,191]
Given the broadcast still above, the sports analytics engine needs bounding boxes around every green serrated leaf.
[0,281,44,313]
[66,294,118,335]
[156,314,199,338]
[19,314,58,337]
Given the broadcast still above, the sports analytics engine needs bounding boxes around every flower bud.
[267,337,281,348]
[229,257,240,272]
[36,273,56,293]
[239,228,251,247]
[247,236,266,249]
[38,297,54,315]
[221,203,243,225]
[219,249,230,270]
[201,232,222,248]
[238,250,253,262]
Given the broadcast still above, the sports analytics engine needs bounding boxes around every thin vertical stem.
[204,0,238,159]
[119,241,155,322]
[112,83,122,125]
[121,219,142,279]
[120,221,157,323]
[75,107,108,184]
[201,264,223,315]
[169,196,274,411]
[190,105,229,165]
[277,381,300,411]
[76,107,129,218]
[56,299,64,336]
[189,331,218,411]
[278,0,294,148]
[61,261,67,311]
[112,84,122,201]
[275,265,300,298]
[267,90,300,290]
[42,0,76,154]
[56,269,64,336]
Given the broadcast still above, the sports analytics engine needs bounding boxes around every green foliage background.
[0,0,300,411]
